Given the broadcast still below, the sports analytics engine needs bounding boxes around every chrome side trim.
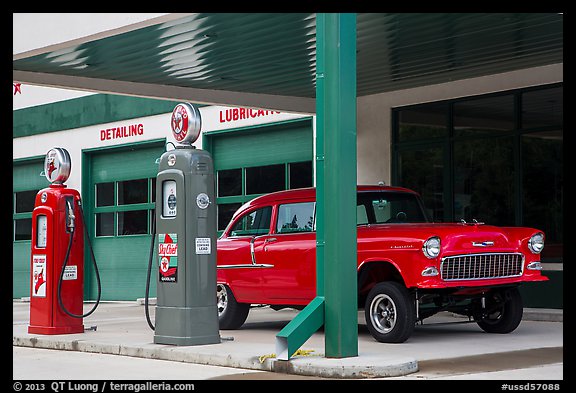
[218,264,274,269]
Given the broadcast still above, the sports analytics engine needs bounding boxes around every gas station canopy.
[13,12,563,360]
[13,13,563,113]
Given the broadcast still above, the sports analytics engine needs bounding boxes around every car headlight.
[528,232,545,254]
[422,236,441,259]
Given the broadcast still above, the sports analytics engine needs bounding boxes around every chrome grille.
[440,253,524,281]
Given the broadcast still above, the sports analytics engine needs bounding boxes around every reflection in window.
[522,87,563,129]
[394,85,563,263]
[357,192,427,224]
[522,130,563,261]
[454,95,514,136]
[230,206,272,236]
[397,147,444,221]
[453,138,514,226]
[398,103,448,142]
[276,202,315,233]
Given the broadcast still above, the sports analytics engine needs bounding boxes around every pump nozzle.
[66,199,75,231]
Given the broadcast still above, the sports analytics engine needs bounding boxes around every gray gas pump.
[151,103,220,346]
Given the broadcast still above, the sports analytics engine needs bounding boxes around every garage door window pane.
[118,210,148,235]
[118,179,147,205]
[245,164,285,195]
[14,218,32,241]
[289,161,312,189]
[96,182,114,207]
[96,212,114,237]
[15,190,38,213]
[218,203,242,231]
[218,169,242,197]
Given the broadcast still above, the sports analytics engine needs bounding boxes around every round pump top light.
[44,147,71,184]
[171,103,202,145]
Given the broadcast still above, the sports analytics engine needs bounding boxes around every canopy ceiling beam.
[13,70,316,115]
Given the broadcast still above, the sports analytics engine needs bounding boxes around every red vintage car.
[216,185,548,343]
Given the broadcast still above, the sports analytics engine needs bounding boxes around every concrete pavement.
[12,300,563,379]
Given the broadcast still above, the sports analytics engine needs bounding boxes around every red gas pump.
[28,148,101,334]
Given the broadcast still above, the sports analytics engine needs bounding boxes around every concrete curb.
[13,334,418,379]
[14,303,561,379]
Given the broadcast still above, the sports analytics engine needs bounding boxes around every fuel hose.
[57,199,102,319]
[145,208,156,330]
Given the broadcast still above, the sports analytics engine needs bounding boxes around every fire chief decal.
[32,255,47,297]
[158,233,178,282]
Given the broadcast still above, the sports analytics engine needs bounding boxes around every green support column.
[315,13,325,298]
[322,13,358,358]
[275,15,327,360]
[275,13,358,360]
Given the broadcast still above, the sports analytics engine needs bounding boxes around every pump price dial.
[162,180,177,217]
[36,215,47,248]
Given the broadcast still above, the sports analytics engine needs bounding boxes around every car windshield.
[356,191,429,225]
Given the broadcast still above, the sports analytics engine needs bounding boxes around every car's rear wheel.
[217,283,250,329]
[476,287,523,334]
[364,281,415,343]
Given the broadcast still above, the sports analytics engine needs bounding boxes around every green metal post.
[275,13,358,360]
[322,13,358,358]
[315,13,325,297]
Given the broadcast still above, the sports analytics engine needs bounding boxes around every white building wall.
[12,104,308,193]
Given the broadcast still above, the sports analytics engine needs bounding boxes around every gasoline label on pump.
[158,233,178,282]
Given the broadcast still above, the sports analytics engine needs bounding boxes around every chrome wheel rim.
[216,284,228,316]
[370,294,397,334]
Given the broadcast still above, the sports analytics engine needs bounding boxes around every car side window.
[276,202,315,233]
[229,206,272,237]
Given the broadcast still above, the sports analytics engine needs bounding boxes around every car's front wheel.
[364,281,416,343]
[476,287,523,334]
[217,283,250,329]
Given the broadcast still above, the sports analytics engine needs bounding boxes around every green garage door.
[13,158,50,298]
[205,118,314,232]
[83,141,164,300]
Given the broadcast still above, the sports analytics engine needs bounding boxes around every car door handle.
[265,237,277,244]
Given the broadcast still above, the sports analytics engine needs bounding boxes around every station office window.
[393,84,563,263]
[94,178,155,237]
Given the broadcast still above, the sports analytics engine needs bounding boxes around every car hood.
[357,222,533,253]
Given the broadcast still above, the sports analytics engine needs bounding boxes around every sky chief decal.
[158,233,178,282]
